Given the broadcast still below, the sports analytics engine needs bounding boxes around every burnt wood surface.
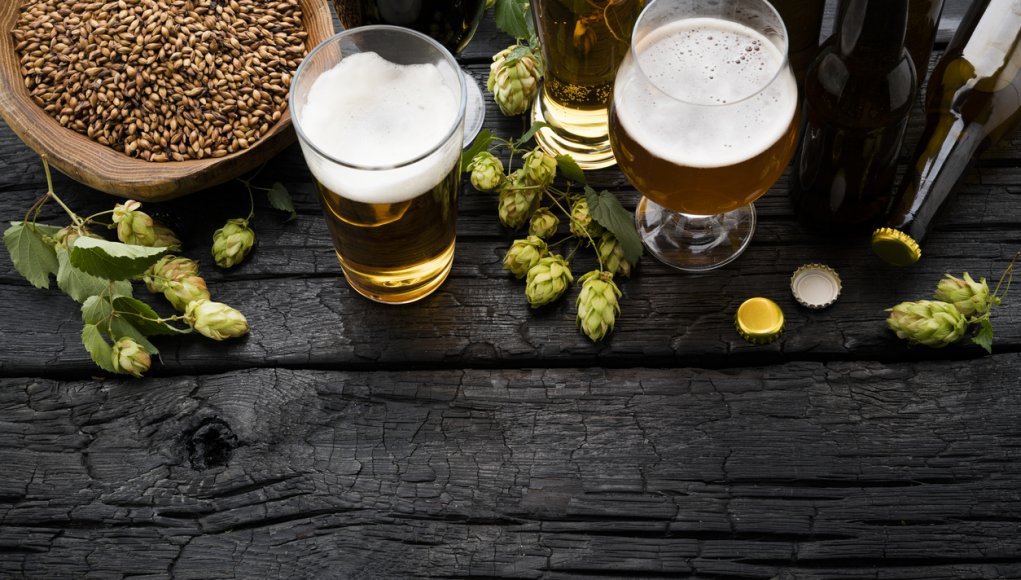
[2,0,1021,578]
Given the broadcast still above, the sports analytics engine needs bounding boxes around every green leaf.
[56,248,133,303]
[556,154,587,185]
[461,129,495,171]
[585,187,643,264]
[82,295,114,326]
[267,181,297,222]
[69,236,168,281]
[4,221,60,288]
[109,317,159,355]
[112,296,191,335]
[494,0,533,39]
[516,121,550,146]
[82,323,118,373]
[972,317,994,354]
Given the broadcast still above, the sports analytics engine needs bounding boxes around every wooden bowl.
[0,0,334,201]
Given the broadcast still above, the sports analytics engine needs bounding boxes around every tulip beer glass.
[290,27,467,303]
[530,0,644,169]
[609,0,799,271]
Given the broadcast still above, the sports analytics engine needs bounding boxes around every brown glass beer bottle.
[770,0,826,86]
[906,0,946,88]
[791,0,917,233]
[873,0,1021,266]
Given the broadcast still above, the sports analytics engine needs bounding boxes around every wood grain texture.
[2,358,1021,579]
[0,0,335,200]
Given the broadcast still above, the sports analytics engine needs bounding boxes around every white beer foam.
[615,18,797,169]
[299,52,461,204]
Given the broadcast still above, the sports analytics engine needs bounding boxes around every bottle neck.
[837,0,909,65]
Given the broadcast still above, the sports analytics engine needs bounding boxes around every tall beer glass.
[531,0,644,169]
[332,0,487,146]
[608,0,799,271]
[290,27,467,303]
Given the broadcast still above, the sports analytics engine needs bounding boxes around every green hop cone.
[185,298,250,341]
[934,272,998,318]
[212,218,256,268]
[503,235,548,279]
[886,299,968,348]
[525,254,573,308]
[522,147,557,187]
[569,197,604,241]
[576,270,622,342]
[468,151,505,191]
[596,231,633,278]
[528,208,560,239]
[498,170,540,230]
[152,222,182,252]
[53,225,99,249]
[164,275,211,312]
[143,255,200,293]
[110,337,151,378]
[488,45,542,116]
[112,200,157,246]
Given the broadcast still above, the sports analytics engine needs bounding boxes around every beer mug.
[530,0,645,169]
[290,27,467,303]
[608,0,799,271]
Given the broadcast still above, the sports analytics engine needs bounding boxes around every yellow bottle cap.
[872,227,921,266]
[735,297,785,344]
[790,263,841,309]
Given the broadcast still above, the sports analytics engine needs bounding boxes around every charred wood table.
[2,1,1021,578]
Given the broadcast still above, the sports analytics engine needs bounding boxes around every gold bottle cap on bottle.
[872,227,921,266]
[735,297,785,344]
[790,263,842,309]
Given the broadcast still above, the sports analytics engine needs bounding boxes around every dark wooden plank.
[2,356,1021,578]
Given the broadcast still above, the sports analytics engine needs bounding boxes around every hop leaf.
[886,300,968,348]
[522,148,557,187]
[54,225,100,249]
[576,270,622,342]
[528,208,560,239]
[488,45,542,116]
[934,272,997,319]
[503,236,548,279]
[525,254,573,308]
[112,200,157,246]
[212,218,256,268]
[467,151,505,191]
[110,337,152,378]
[185,299,250,341]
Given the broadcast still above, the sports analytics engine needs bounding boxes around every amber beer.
[291,31,465,303]
[531,0,644,169]
[332,0,486,54]
[609,18,799,216]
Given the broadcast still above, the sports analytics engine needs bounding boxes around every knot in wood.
[186,418,238,470]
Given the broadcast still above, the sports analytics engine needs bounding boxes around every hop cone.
[111,337,151,378]
[886,300,968,348]
[185,299,250,341]
[143,255,200,293]
[503,236,548,279]
[164,275,211,312]
[576,270,622,342]
[498,170,540,230]
[528,208,560,239]
[525,254,573,308]
[468,151,505,191]
[488,45,542,116]
[569,198,604,241]
[212,218,256,268]
[152,222,182,252]
[53,225,99,249]
[113,200,157,246]
[596,231,633,278]
[522,148,557,187]
[934,272,997,318]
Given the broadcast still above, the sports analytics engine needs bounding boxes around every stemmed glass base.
[635,197,756,272]
[462,69,486,148]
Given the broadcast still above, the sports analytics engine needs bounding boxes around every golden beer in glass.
[531,0,644,169]
[290,26,467,303]
[608,0,799,271]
